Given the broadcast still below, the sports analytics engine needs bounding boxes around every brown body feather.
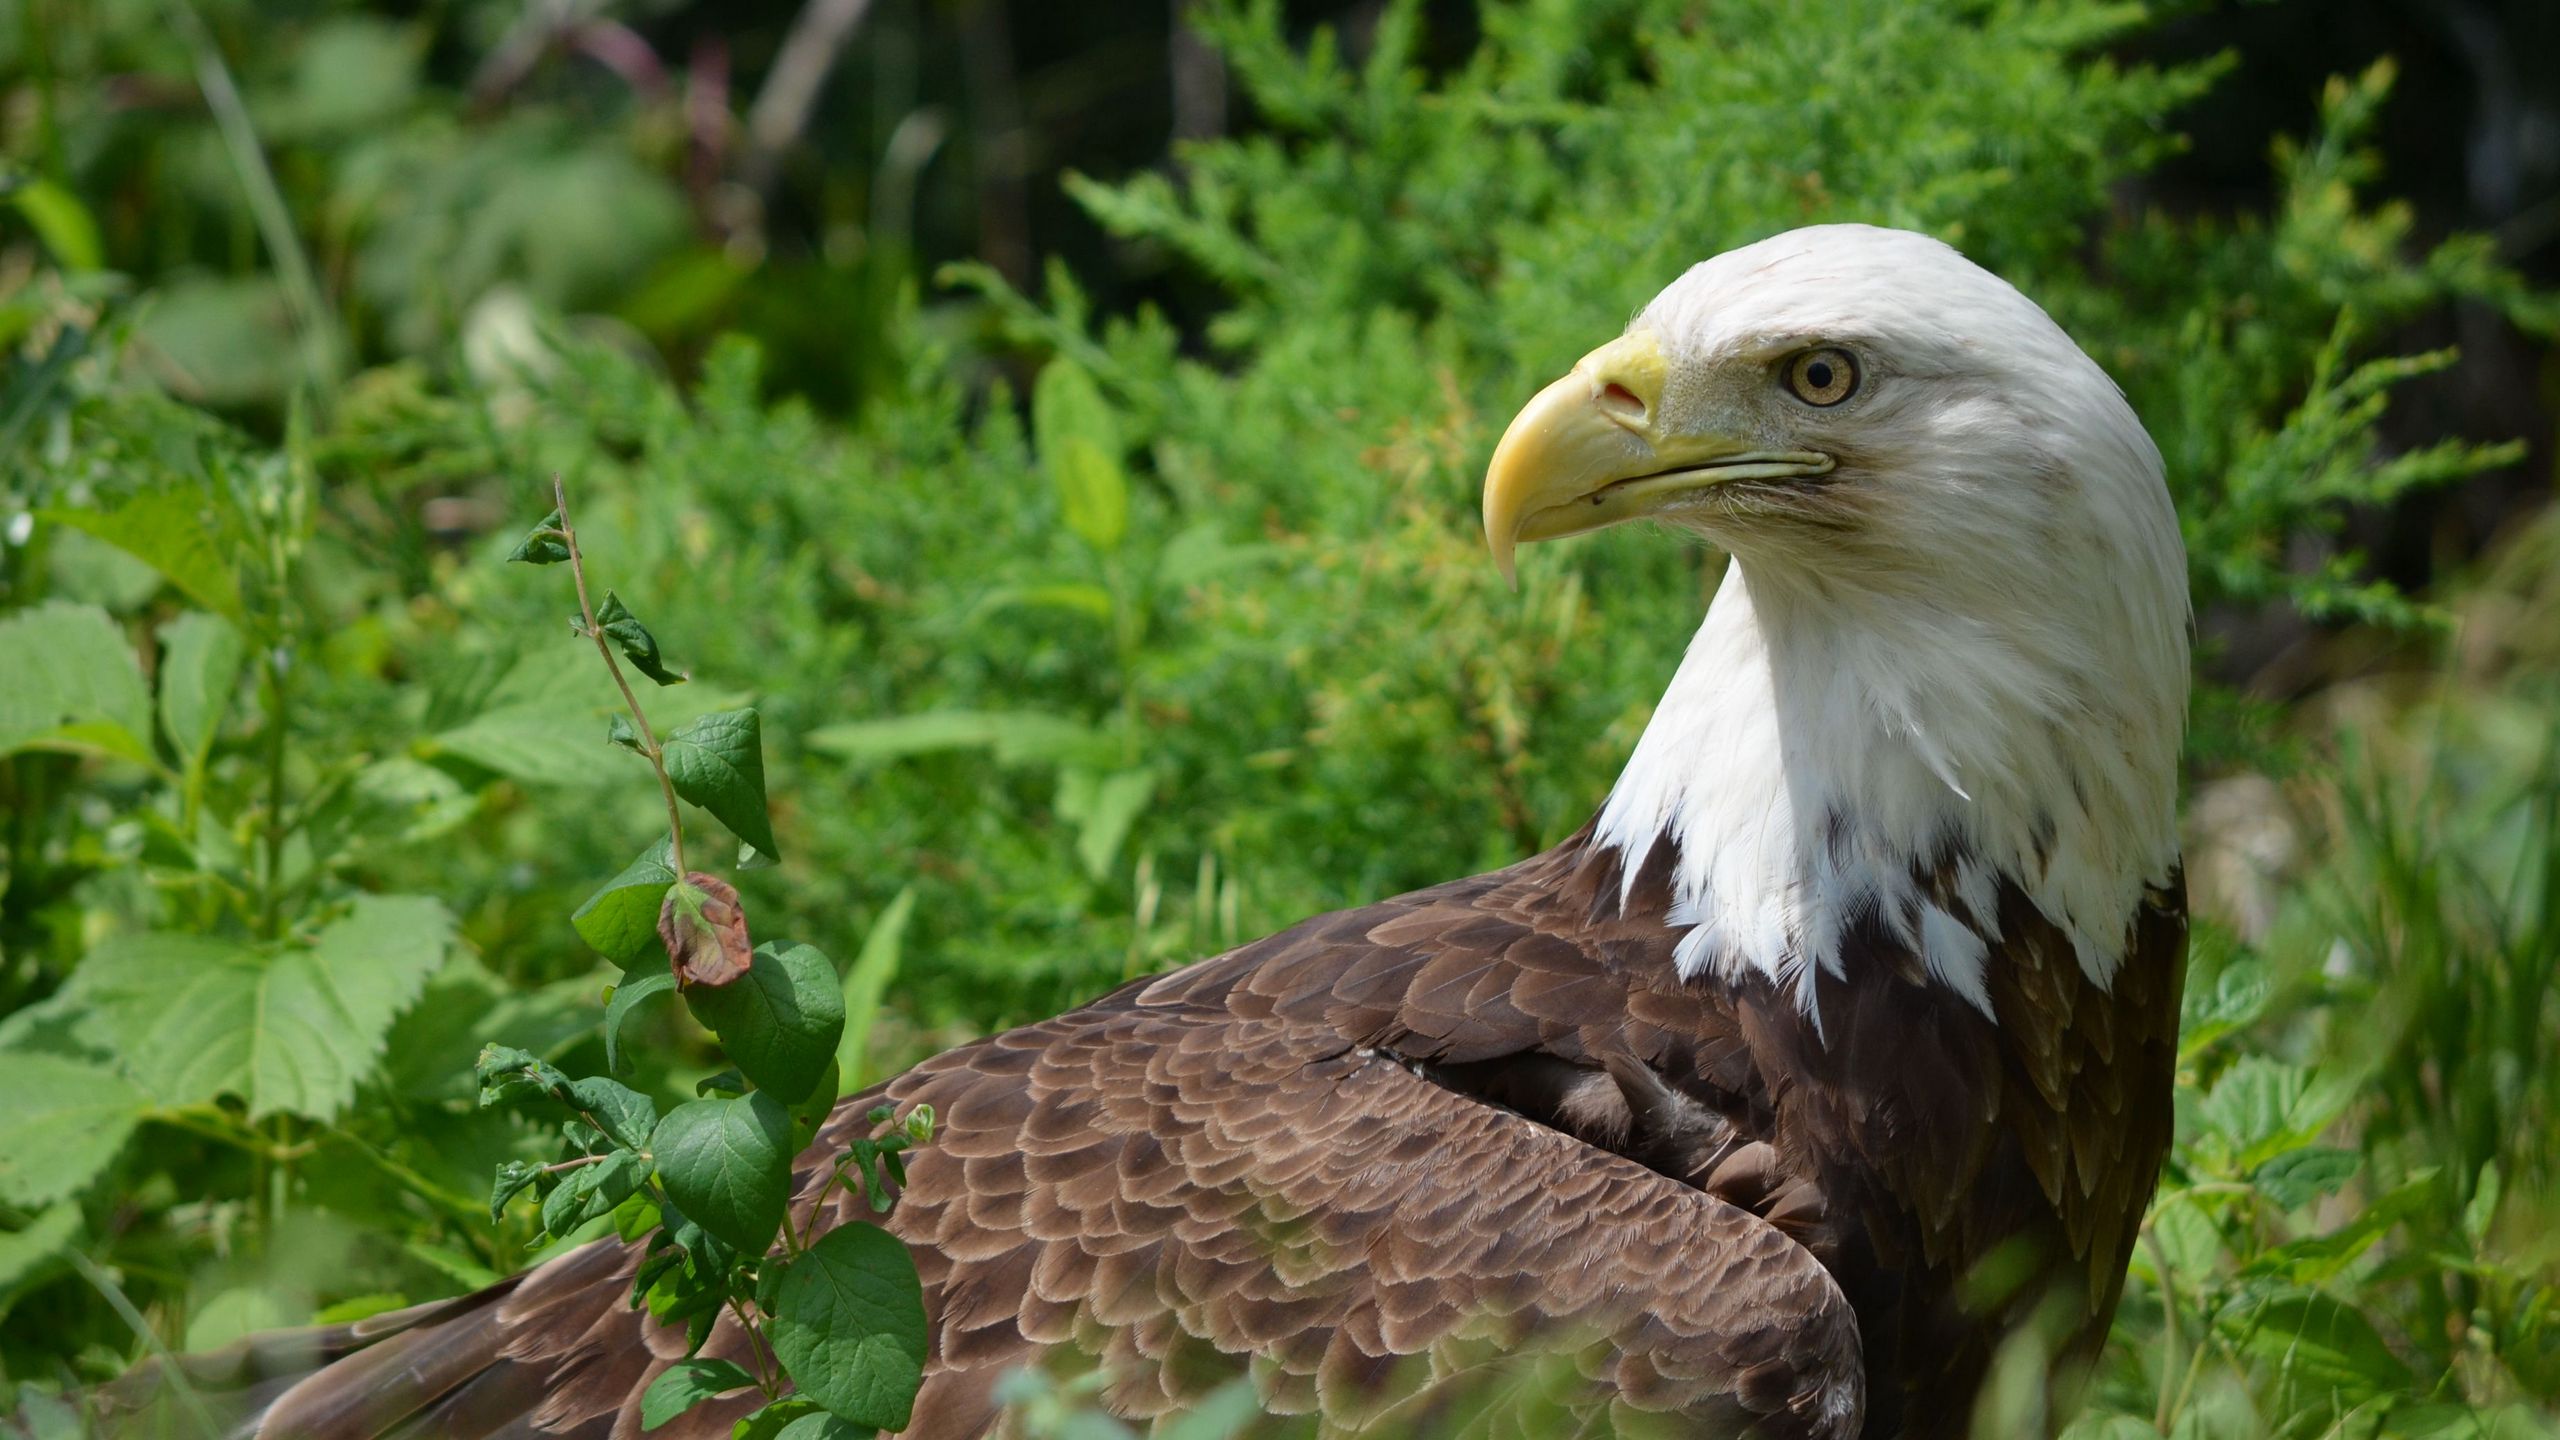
[95,824,2182,1440]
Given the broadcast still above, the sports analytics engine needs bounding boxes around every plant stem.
[551,476,689,877]
[258,644,291,940]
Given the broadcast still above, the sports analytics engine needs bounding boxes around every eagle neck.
[1590,560,2179,1018]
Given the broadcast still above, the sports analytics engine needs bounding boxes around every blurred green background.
[3,0,2559,1435]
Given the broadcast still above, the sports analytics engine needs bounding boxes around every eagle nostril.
[1597,382,1646,424]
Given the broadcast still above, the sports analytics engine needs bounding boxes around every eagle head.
[1483,224,2188,1012]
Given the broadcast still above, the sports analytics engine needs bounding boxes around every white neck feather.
[1593,560,2183,1018]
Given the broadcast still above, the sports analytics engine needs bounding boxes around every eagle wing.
[198,841,1861,1440]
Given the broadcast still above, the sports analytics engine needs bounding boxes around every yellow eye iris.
[1784,348,1859,407]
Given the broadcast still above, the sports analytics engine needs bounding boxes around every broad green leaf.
[1055,765,1158,879]
[2251,1146,2360,1210]
[650,1093,793,1255]
[771,1412,871,1439]
[0,1054,150,1206]
[605,962,679,1074]
[0,1204,80,1301]
[685,942,845,1104]
[576,839,680,964]
[767,1222,927,1430]
[838,888,915,1090]
[542,1150,648,1238]
[662,710,780,860]
[2218,1289,2411,1397]
[0,602,155,764]
[68,896,453,1120]
[594,591,686,686]
[154,610,245,773]
[508,508,570,564]
[804,710,1107,769]
[727,1398,824,1440]
[639,1357,757,1431]
[40,481,247,622]
[1052,437,1128,553]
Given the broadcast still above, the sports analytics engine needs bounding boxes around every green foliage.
[0,0,2554,1434]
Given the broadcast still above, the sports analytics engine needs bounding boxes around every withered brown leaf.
[659,872,753,988]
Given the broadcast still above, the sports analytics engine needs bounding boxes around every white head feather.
[1586,225,2188,1015]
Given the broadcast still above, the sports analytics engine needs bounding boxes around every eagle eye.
[1783,348,1860,407]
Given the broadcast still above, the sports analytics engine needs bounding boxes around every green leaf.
[1031,356,1122,475]
[2218,1288,2412,1397]
[663,710,780,860]
[0,1204,81,1302]
[155,611,246,774]
[576,839,680,965]
[0,1053,151,1206]
[2252,1146,2361,1210]
[767,1222,927,1431]
[650,1093,793,1255]
[771,1412,872,1439]
[608,714,645,752]
[477,1044,573,1109]
[838,888,915,1090]
[490,1160,542,1222]
[542,1150,648,1238]
[804,711,1107,769]
[1052,437,1128,553]
[685,942,846,1104]
[568,1077,661,1151]
[1054,765,1158,879]
[984,582,1114,623]
[40,479,247,621]
[595,591,686,686]
[10,176,104,271]
[65,896,453,1120]
[508,508,570,564]
[605,963,679,1075]
[0,601,155,764]
[728,1399,826,1440]
[639,1356,757,1431]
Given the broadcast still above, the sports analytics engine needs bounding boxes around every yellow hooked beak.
[1481,329,1834,584]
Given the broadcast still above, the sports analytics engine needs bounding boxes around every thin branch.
[551,476,689,877]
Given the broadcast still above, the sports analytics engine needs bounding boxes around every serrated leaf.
[663,711,780,860]
[0,1203,81,1301]
[0,1054,151,1206]
[639,1356,757,1431]
[542,1150,648,1238]
[651,1093,793,1255]
[0,602,155,764]
[596,591,686,686]
[661,874,754,987]
[66,896,452,1120]
[767,1222,927,1430]
[576,839,681,965]
[605,963,678,1075]
[41,479,247,620]
[686,943,846,1104]
[155,611,245,775]
[2218,1289,2411,1397]
[508,508,570,564]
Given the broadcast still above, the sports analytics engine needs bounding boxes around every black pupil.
[1805,360,1834,390]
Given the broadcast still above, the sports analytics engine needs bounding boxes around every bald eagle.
[126,226,2190,1439]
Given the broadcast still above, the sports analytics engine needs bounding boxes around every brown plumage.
[99,827,2182,1440]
